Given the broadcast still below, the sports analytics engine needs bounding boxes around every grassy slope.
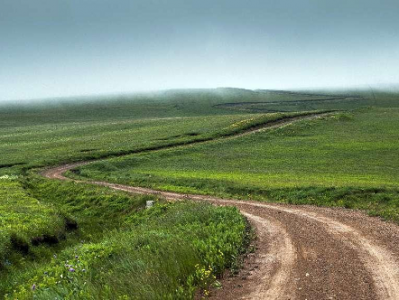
[1,88,398,298]
[2,88,392,174]
[0,176,149,294]
[82,108,399,188]
[76,106,399,221]
[0,88,351,127]
[0,114,255,173]
[0,178,66,267]
[3,87,369,174]
[1,175,249,299]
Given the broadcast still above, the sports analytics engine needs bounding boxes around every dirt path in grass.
[41,113,399,300]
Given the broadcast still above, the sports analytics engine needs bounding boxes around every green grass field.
[1,88,398,298]
[75,106,399,222]
[5,87,377,174]
[80,107,398,189]
[0,114,256,173]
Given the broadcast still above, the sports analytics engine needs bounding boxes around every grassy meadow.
[1,88,398,298]
[4,87,378,175]
[0,114,255,174]
[80,107,399,189]
[76,106,399,221]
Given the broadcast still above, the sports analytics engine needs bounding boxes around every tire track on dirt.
[240,212,296,300]
[232,201,399,300]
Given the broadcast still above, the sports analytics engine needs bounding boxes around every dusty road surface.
[41,114,399,300]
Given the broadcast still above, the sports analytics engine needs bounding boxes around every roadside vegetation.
[1,175,249,299]
[5,201,248,299]
[0,177,66,269]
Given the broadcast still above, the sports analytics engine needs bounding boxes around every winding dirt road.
[41,114,399,300]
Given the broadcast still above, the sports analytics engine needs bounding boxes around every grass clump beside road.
[6,202,248,300]
[267,187,399,222]
[25,173,149,225]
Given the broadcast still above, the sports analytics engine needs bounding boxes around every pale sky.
[1,0,398,102]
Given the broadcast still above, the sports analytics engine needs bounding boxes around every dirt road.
[41,114,399,300]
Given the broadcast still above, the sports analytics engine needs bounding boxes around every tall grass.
[0,178,66,268]
[5,202,248,299]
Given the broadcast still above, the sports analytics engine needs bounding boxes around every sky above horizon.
[1,0,399,102]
